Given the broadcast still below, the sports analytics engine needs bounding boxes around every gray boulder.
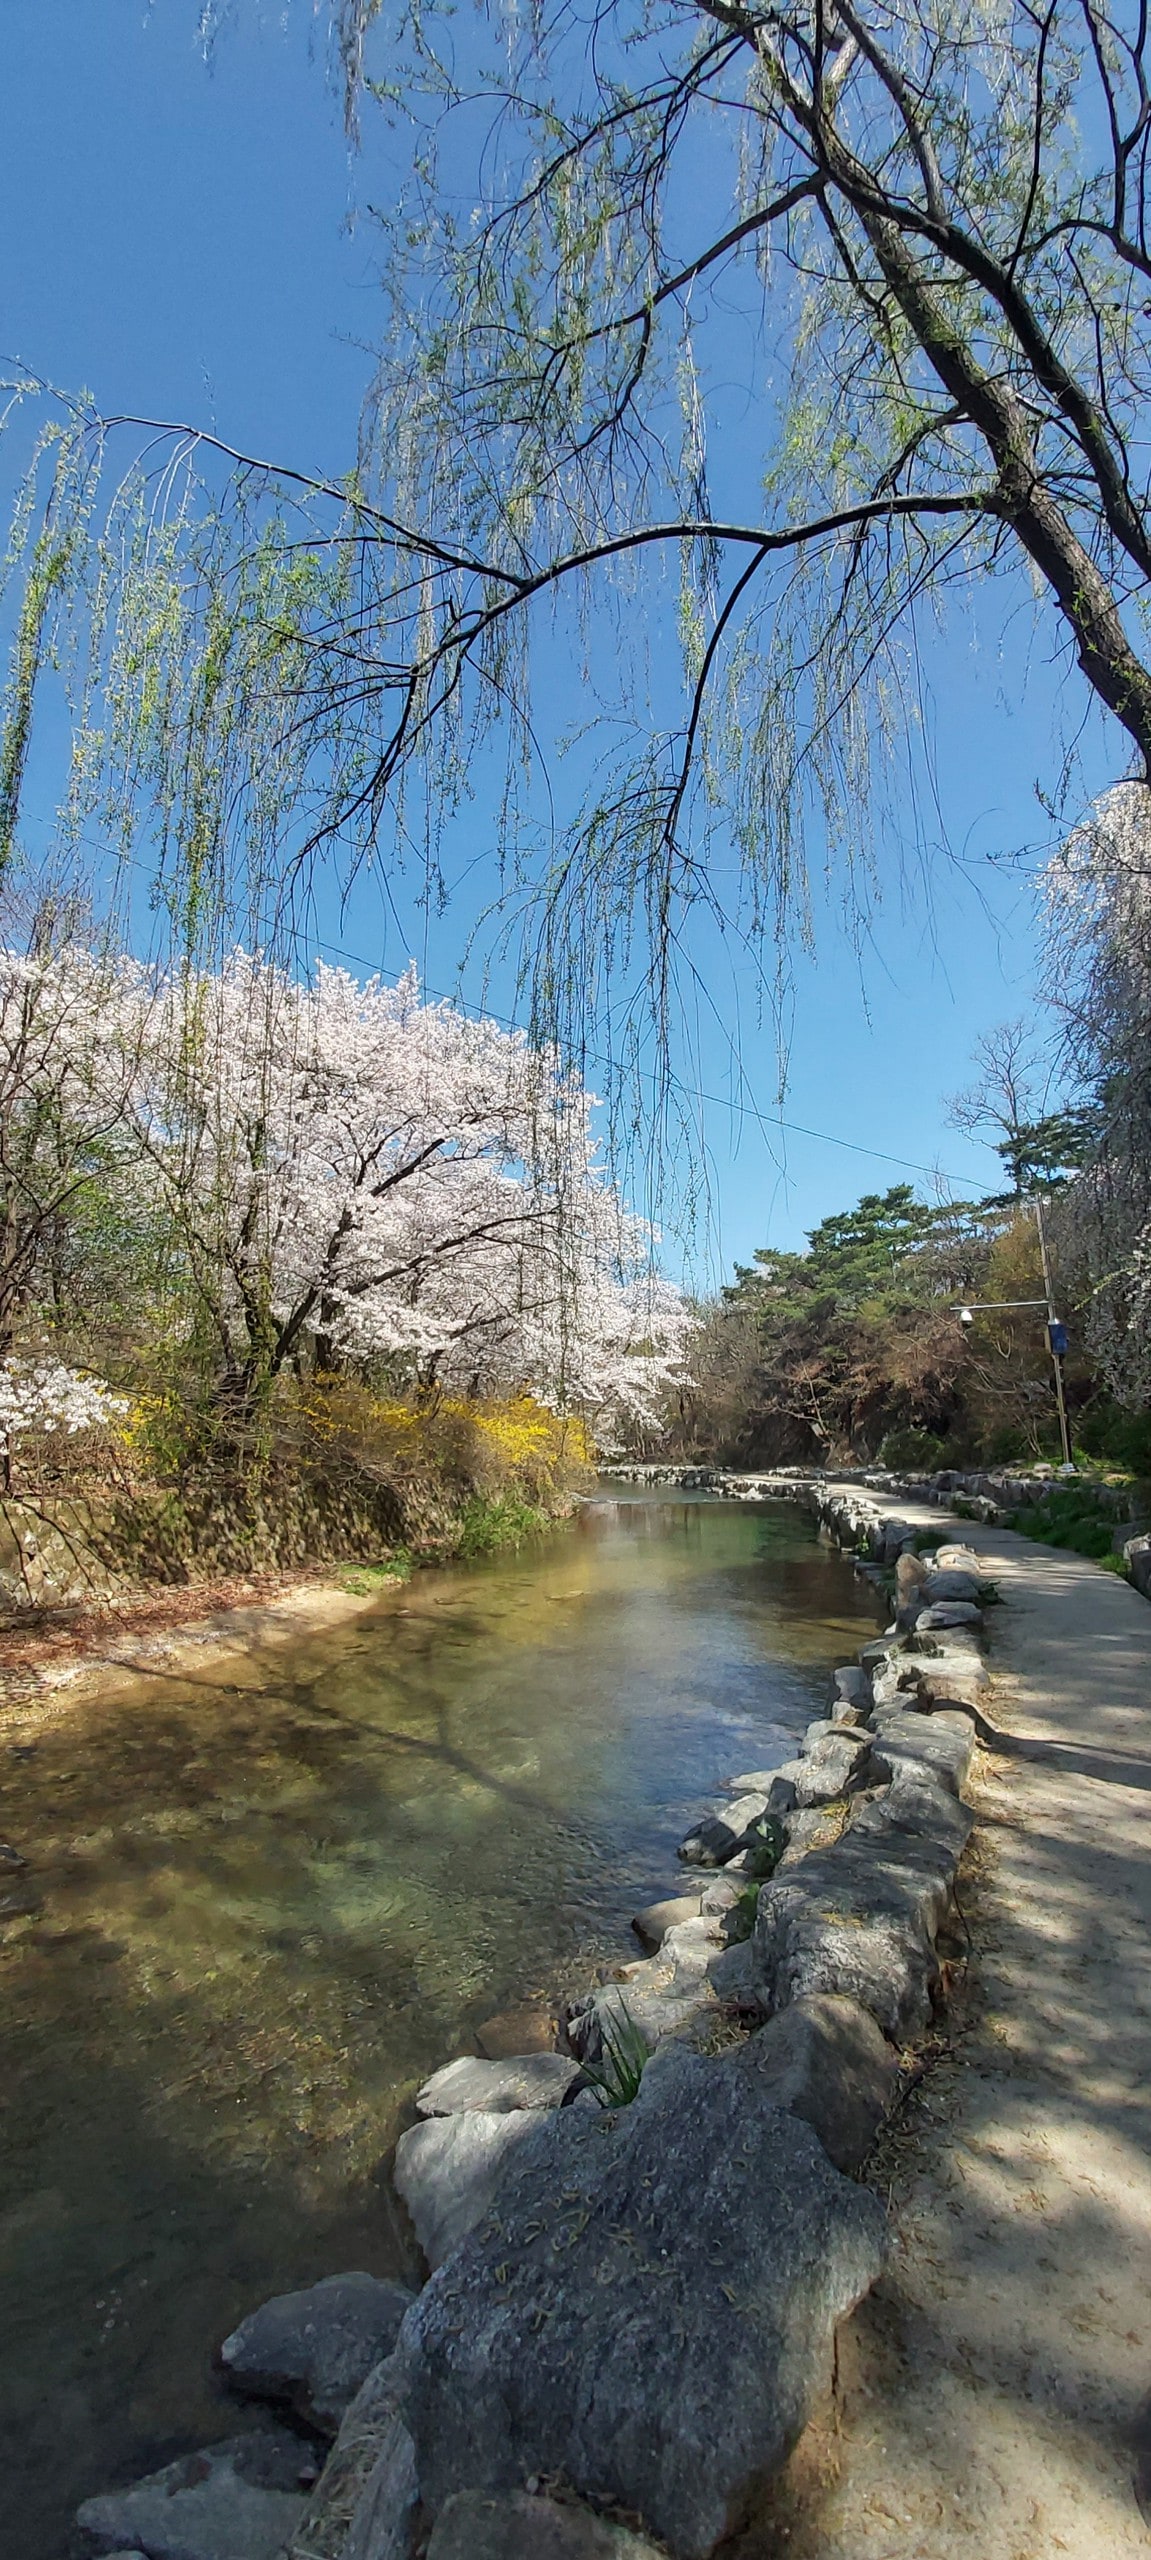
[1124,1531,1151,1600]
[923,1568,982,1603]
[705,1935,770,2010]
[779,1807,843,1865]
[894,1552,928,1604]
[426,2490,665,2558]
[574,1919,722,2052]
[914,1600,983,1632]
[219,2272,416,2437]
[286,2361,418,2560]
[905,1636,988,1706]
[722,1994,898,2172]
[754,1784,967,2042]
[697,1870,741,1912]
[389,2045,885,2559]
[791,1731,870,1806]
[631,1892,702,1951]
[722,1789,771,1836]
[677,1814,739,1867]
[416,2054,580,2116]
[77,2429,311,2560]
[394,2110,542,2268]
[868,1704,975,1798]
[832,1666,870,1711]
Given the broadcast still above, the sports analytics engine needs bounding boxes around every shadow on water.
[0,1494,876,2560]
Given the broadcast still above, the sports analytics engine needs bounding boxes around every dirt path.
[748,1507,1151,2560]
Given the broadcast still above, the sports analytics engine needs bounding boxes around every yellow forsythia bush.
[294,1379,594,1505]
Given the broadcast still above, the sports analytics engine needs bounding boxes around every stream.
[0,1489,877,2560]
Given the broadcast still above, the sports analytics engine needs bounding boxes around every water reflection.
[0,1494,875,2560]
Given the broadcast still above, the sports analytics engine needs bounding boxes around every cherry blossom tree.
[1046,785,1151,1407]
[0,1355,128,1491]
[111,951,688,1436]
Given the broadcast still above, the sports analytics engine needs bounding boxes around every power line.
[297,926,991,1194]
[21,820,995,1197]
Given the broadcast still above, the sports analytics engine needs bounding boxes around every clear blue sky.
[0,0,1121,1273]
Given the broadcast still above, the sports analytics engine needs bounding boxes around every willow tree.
[7,0,1151,1029]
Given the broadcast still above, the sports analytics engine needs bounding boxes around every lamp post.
[955,1200,1073,1468]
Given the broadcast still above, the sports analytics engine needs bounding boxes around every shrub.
[577,1996,650,2108]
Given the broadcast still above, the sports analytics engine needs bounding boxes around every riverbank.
[0,1557,441,1722]
[746,1499,1151,2559]
[0,1492,579,1722]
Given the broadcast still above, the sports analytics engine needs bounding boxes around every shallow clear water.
[0,1493,875,2560]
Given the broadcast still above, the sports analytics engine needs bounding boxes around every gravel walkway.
[741,1507,1151,2560]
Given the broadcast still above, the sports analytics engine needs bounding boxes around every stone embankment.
[73,1486,994,2560]
[608,1458,1151,1593]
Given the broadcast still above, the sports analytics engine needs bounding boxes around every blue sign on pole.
[1047,1319,1069,1358]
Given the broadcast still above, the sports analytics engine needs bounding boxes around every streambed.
[0,1491,876,2560]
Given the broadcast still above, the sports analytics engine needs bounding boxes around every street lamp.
[954,1201,1073,1467]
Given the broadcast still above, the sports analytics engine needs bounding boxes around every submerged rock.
[219,2271,416,2437]
[475,2003,556,2058]
[389,2044,886,2559]
[426,2489,665,2557]
[76,2428,310,2560]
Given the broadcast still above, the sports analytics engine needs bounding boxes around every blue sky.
[0,0,1121,1274]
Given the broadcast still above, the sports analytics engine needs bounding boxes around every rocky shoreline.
[72,1480,995,2560]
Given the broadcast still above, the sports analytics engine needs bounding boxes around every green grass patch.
[1006,1487,1124,1568]
[338,1550,413,1594]
[456,1492,550,1556]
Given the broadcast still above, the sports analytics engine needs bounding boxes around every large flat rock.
[416,2053,580,2115]
[389,2044,885,2558]
[220,2272,416,2436]
[787,1731,870,1807]
[77,2429,311,2560]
